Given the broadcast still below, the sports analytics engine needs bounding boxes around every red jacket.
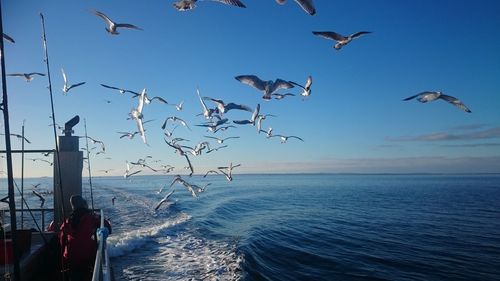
[59,209,112,270]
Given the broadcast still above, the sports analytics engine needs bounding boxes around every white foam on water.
[120,233,244,280]
[108,213,191,258]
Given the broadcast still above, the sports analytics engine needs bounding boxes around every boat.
[0,2,113,279]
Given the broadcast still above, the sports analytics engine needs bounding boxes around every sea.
[6,174,500,281]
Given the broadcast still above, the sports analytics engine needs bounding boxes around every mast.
[0,1,22,280]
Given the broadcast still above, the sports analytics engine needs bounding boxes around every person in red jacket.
[59,195,111,281]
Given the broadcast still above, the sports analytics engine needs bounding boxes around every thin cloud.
[387,127,500,142]
[438,143,500,148]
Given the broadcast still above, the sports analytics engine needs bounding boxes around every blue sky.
[1,0,500,177]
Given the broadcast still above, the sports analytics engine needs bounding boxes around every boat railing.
[1,208,55,232]
[92,209,110,281]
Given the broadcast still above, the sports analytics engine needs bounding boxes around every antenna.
[83,119,95,210]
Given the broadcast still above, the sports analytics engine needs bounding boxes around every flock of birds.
[2,0,472,210]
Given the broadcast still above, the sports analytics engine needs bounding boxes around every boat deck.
[1,231,61,281]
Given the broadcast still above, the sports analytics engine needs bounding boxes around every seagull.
[101,84,140,97]
[2,33,15,44]
[275,0,316,16]
[61,68,86,94]
[173,0,246,11]
[256,114,276,133]
[312,31,372,50]
[93,10,143,35]
[7,72,45,82]
[272,93,295,100]
[27,158,53,166]
[206,145,228,154]
[145,95,169,105]
[218,162,241,182]
[164,125,179,138]
[233,103,260,126]
[271,134,304,143]
[203,97,252,114]
[196,88,216,120]
[129,89,148,143]
[213,125,236,133]
[260,127,273,138]
[203,170,220,177]
[161,116,190,130]
[0,133,31,144]
[204,136,240,144]
[197,183,211,193]
[80,136,105,152]
[235,75,295,100]
[403,91,471,113]
[289,76,312,97]
[154,189,175,211]
[169,175,198,197]
[99,169,112,174]
[32,190,46,208]
[117,131,140,139]
[196,118,229,132]
[124,161,142,178]
[170,100,184,111]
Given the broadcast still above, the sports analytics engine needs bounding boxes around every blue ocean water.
[9,174,500,280]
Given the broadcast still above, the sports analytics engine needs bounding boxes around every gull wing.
[271,79,295,93]
[3,33,15,44]
[439,94,472,113]
[68,82,86,91]
[137,89,146,113]
[93,10,115,27]
[305,76,312,89]
[402,94,420,101]
[225,102,252,112]
[294,0,316,15]
[136,118,147,144]
[289,135,304,141]
[115,23,143,31]
[61,68,68,86]
[350,31,372,39]
[154,189,175,211]
[212,0,246,8]
[235,75,266,91]
[29,72,46,77]
[312,31,346,41]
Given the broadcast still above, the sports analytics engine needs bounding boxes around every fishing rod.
[83,118,95,210]
[40,13,66,224]
[0,2,22,280]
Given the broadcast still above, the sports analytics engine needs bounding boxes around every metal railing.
[92,209,110,281]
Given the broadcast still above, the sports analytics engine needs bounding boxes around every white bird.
[173,0,246,11]
[197,183,211,193]
[145,95,169,105]
[0,133,31,144]
[162,116,190,130]
[289,76,312,98]
[203,170,220,177]
[2,33,15,44]
[204,136,240,144]
[61,68,86,94]
[154,189,175,211]
[272,93,295,100]
[129,89,148,144]
[256,114,276,133]
[204,97,252,114]
[259,127,273,138]
[235,75,295,100]
[170,100,184,111]
[196,88,216,120]
[93,10,143,35]
[313,31,372,50]
[218,162,241,181]
[101,84,140,97]
[117,131,140,139]
[169,175,198,198]
[7,72,45,82]
[275,0,316,16]
[403,91,471,113]
[206,145,228,154]
[32,190,46,208]
[124,161,142,178]
[271,134,304,143]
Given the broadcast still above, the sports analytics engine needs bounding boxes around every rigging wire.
[83,118,95,210]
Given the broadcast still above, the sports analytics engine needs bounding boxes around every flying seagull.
[117,131,140,139]
[204,136,240,144]
[154,189,175,211]
[93,10,143,35]
[312,30,372,50]
[203,97,252,114]
[403,91,471,113]
[235,75,295,100]
[173,0,246,11]
[271,134,304,143]
[61,68,86,94]
[218,162,241,182]
[32,190,46,208]
[101,84,140,97]
[124,161,142,178]
[129,89,148,143]
[289,75,312,98]
[0,133,31,144]
[196,87,216,120]
[7,72,45,82]
[272,93,295,100]
[2,33,15,44]
[275,0,316,16]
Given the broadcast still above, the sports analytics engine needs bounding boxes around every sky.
[1,0,500,178]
